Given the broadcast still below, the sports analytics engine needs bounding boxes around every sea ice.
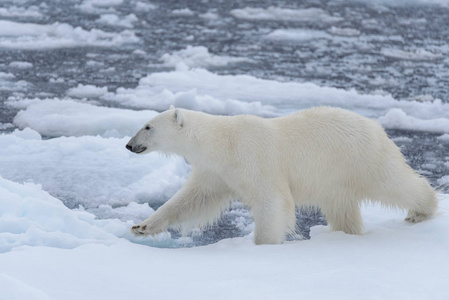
[135,2,157,11]
[0,20,139,49]
[12,98,157,137]
[78,0,123,13]
[96,13,138,28]
[102,85,277,116]
[8,61,33,69]
[66,84,108,98]
[132,67,449,131]
[160,45,251,68]
[327,26,361,37]
[0,129,189,210]
[265,29,331,42]
[379,108,449,133]
[0,71,28,91]
[381,48,444,61]
[230,7,343,23]
[172,8,195,16]
[0,5,42,18]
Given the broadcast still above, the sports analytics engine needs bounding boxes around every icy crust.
[0,20,138,49]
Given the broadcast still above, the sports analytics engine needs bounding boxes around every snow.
[230,7,343,23]
[11,127,41,140]
[0,20,139,49]
[160,45,251,68]
[0,274,52,300]
[0,175,448,299]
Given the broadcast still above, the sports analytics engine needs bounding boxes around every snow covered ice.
[1,0,449,299]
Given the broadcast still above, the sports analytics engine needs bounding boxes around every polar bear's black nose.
[126,144,133,152]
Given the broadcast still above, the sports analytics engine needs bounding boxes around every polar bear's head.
[126,105,184,155]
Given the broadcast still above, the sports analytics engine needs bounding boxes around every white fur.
[127,106,437,245]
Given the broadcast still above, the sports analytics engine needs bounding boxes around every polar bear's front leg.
[131,205,171,236]
[131,170,231,237]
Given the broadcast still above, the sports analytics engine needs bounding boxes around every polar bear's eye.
[145,125,150,130]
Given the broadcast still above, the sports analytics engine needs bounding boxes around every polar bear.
[126,106,437,245]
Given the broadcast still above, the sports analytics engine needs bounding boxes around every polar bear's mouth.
[134,147,147,154]
[125,144,147,154]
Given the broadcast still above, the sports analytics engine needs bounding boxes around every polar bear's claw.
[131,225,149,236]
[405,212,429,223]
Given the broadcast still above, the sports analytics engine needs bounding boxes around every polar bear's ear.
[169,105,175,111]
[174,108,184,127]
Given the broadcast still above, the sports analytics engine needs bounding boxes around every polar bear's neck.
[174,112,240,169]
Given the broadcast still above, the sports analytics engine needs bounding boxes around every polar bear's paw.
[405,211,430,223]
[131,224,151,236]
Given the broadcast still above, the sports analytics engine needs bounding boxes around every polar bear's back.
[271,107,407,203]
[274,106,389,157]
